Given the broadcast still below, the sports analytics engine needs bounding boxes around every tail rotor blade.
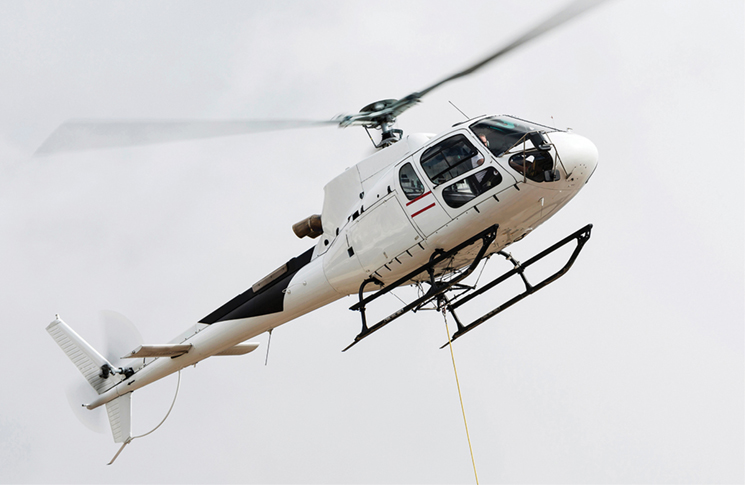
[65,382,107,434]
[100,310,143,368]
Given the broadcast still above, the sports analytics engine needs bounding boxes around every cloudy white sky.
[1,1,742,483]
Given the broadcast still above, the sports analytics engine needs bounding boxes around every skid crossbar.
[343,224,499,351]
[442,223,592,347]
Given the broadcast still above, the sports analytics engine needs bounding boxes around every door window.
[442,167,503,208]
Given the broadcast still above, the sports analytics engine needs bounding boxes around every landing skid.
[343,224,592,351]
[441,223,592,347]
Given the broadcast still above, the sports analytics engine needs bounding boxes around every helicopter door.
[398,159,451,237]
[416,132,518,217]
[346,193,421,277]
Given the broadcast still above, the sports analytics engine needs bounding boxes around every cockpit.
[470,116,560,183]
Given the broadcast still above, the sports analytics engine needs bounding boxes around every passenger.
[470,152,485,171]
[471,135,489,184]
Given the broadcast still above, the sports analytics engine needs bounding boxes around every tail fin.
[47,315,132,443]
[46,315,119,394]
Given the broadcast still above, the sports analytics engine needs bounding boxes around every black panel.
[199,247,314,324]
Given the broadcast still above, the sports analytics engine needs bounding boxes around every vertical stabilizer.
[46,315,119,394]
[105,393,132,443]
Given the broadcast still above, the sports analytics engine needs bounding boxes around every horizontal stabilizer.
[122,344,192,359]
[121,341,259,358]
[215,342,260,356]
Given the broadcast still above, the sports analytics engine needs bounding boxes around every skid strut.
[441,223,593,347]
[343,223,592,351]
[343,225,499,351]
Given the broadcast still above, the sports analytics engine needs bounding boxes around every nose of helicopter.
[550,131,598,186]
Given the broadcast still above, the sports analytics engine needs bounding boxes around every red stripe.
[411,203,436,218]
[406,190,432,206]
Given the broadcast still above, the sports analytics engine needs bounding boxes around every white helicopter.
[44,0,601,463]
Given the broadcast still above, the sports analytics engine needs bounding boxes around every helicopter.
[44,0,602,463]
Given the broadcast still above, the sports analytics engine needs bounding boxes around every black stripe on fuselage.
[199,247,314,324]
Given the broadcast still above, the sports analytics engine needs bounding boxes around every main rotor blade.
[35,118,339,155]
[407,0,605,105]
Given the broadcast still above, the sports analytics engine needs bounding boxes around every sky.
[0,1,743,483]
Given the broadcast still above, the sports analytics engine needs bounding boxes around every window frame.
[419,134,481,186]
[398,161,426,201]
[441,167,503,208]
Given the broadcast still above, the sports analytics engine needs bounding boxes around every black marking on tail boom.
[199,247,314,324]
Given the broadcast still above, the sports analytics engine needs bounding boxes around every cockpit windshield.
[470,116,554,157]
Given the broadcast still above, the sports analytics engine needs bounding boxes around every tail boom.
[87,255,342,409]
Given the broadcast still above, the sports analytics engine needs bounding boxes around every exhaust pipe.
[292,214,323,239]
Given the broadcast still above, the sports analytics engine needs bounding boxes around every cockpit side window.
[420,134,480,185]
[399,162,425,200]
[509,150,555,183]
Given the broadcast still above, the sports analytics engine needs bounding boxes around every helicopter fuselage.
[85,114,598,410]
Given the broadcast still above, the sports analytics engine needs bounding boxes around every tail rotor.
[100,310,144,374]
[65,381,107,434]
[47,313,144,449]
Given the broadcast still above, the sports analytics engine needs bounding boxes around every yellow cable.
[444,311,479,484]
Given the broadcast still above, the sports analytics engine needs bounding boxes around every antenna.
[448,101,469,120]
[264,329,273,366]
